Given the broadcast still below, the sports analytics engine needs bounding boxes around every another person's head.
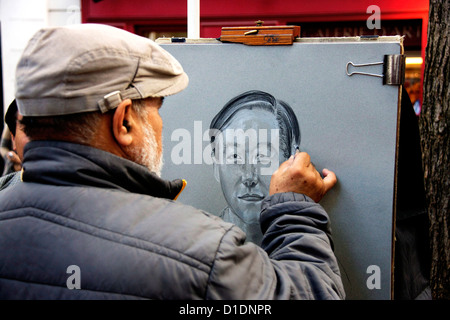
[209,90,300,223]
[5,99,29,164]
[15,24,188,176]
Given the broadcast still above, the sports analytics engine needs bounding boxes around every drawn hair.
[209,90,301,159]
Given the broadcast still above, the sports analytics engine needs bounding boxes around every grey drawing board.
[159,37,402,299]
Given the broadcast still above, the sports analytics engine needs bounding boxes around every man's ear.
[112,99,133,146]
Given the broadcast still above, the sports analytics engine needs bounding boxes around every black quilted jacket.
[0,141,345,299]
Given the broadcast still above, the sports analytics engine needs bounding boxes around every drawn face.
[214,108,282,224]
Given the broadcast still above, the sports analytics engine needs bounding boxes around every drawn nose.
[241,164,258,188]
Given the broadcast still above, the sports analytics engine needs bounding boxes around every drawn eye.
[257,154,271,165]
[226,152,244,164]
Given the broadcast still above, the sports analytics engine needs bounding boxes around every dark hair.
[20,111,103,144]
[19,99,151,144]
[5,100,18,135]
[209,90,301,159]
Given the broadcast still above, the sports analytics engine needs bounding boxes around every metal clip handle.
[346,61,384,78]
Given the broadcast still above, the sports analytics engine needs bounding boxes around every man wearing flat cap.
[0,24,344,299]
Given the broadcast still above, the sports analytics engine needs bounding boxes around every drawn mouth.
[238,194,264,202]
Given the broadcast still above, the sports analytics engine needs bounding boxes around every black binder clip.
[346,54,406,85]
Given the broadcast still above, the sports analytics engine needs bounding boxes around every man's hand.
[269,151,337,202]
[7,151,22,172]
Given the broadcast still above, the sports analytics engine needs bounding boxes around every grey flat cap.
[15,23,189,116]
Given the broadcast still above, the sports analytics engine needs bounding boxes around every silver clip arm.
[346,61,384,78]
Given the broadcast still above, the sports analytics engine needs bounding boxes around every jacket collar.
[22,140,185,200]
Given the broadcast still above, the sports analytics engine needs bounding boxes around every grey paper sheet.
[160,37,402,299]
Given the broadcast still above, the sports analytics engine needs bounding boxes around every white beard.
[126,122,163,177]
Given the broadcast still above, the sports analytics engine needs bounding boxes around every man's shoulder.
[2,181,234,259]
[11,181,231,239]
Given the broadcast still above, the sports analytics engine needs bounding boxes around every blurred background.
[0,0,428,122]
